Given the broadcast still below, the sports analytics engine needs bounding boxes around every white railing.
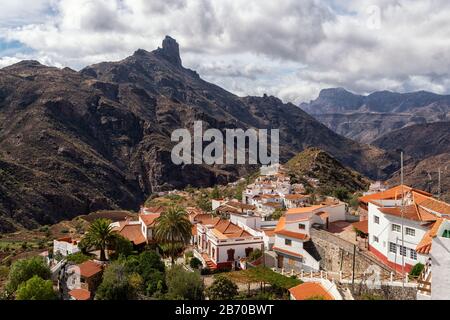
[271,268,418,288]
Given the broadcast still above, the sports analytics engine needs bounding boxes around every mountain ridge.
[0,37,397,232]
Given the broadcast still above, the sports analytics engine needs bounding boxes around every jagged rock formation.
[0,37,396,231]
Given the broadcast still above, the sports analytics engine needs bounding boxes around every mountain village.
[4,162,448,301]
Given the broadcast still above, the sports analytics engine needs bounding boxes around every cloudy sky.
[1,0,450,104]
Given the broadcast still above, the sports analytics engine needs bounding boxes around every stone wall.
[310,228,394,277]
[351,283,417,300]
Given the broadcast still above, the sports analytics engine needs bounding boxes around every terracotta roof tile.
[139,213,160,226]
[274,229,309,241]
[286,205,325,215]
[68,288,91,300]
[272,246,304,258]
[352,220,369,234]
[289,282,334,300]
[117,224,146,245]
[416,218,444,254]
[77,261,103,278]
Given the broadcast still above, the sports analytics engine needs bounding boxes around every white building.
[272,203,347,272]
[283,194,311,209]
[53,237,80,257]
[363,185,450,273]
[193,215,264,270]
[417,218,450,300]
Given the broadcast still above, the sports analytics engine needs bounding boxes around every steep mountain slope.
[300,88,450,143]
[285,148,370,194]
[372,122,450,159]
[0,36,397,231]
[372,122,450,200]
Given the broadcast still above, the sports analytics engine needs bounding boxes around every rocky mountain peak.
[154,35,182,67]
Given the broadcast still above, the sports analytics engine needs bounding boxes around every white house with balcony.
[193,216,264,270]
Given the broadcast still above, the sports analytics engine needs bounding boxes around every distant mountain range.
[373,122,450,201]
[300,88,450,143]
[0,36,397,232]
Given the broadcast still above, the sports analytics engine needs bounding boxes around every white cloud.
[0,0,450,103]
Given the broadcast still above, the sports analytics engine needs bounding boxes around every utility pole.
[400,152,405,284]
[438,167,442,200]
[352,244,356,289]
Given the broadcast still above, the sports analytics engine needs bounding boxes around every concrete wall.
[431,235,450,300]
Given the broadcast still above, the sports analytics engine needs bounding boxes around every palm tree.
[154,206,193,265]
[83,218,118,261]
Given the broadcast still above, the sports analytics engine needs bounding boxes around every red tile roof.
[139,213,160,226]
[378,205,437,222]
[289,282,334,300]
[352,220,368,234]
[117,224,146,245]
[416,218,444,254]
[211,219,253,239]
[274,229,309,241]
[68,288,91,300]
[272,246,304,258]
[284,194,309,201]
[78,261,103,278]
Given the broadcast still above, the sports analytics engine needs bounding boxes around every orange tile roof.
[272,246,304,258]
[263,202,282,208]
[117,224,146,245]
[274,229,309,241]
[413,192,450,215]
[274,217,286,232]
[192,224,198,236]
[286,205,325,215]
[194,214,221,225]
[139,213,160,226]
[262,228,276,237]
[69,288,91,300]
[416,218,444,254]
[284,194,309,201]
[289,282,334,300]
[359,185,431,205]
[78,261,103,278]
[212,219,253,239]
[352,220,369,234]
[378,205,437,222]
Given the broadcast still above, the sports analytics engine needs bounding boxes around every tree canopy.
[206,275,239,300]
[15,276,56,300]
[6,257,51,294]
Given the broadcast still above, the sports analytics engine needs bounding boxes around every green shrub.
[189,257,202,270]
[6,257,51,294]
[66,252,92,264]
[15,276,57,300]
[206,275,238,300]
[409,263,425,278]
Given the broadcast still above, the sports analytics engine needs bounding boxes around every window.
[410,249,417,260]
[298,224,306,230]
[373,236,379,243]
[392,224,401,233]
[406,227,415,237]
[389,242,397,253]
[400,246,407,256]
[374,216,380,224]
[285,239,292,246]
